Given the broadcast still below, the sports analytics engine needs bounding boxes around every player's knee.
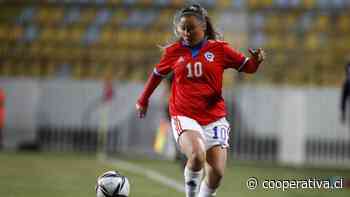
[211,167,224,181]
[189,149,206,167]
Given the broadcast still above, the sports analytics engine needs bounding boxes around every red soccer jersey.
[154,40,251,125]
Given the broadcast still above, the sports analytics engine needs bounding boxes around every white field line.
[98,154,185,193]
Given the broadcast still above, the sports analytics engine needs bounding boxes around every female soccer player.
[136,4,265,197]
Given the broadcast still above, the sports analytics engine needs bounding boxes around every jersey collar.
[181,36,208,49]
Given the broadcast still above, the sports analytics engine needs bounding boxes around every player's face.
[177,15,206,47]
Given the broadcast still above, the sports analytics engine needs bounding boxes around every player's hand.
[136,102,148,119]
[249,48,265,64]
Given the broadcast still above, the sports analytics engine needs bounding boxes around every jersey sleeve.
[154,48,176,77]
[222,43,249,71]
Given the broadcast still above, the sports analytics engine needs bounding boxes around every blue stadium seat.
[63,7,81,26]
[274,0,289,8]
[316,0,330,8]
[94,9,111,26]
[331,0,345,8]
[154,0,171,6]
[121,10,156,28]
[83,25,101,45]
[251,32,266,48]
[231,0,245,9]
[17,6,35,25]
[23,25,38,43]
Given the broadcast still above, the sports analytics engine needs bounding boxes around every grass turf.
[0,152,349,197]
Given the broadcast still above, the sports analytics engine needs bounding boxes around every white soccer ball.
[96,171,130,197]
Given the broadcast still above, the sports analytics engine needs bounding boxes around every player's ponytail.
[204,15,218,40]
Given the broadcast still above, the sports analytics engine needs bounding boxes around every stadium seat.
[285,35,297,50]
[305,33,321,51]
[302,0,316,9]
[170,0,185,7]
[23,25,38,43]
[313,15,330,32]
[0,1,347,83]
[261,0,273,8]
[63,6,81,26]
[247,0,260,9]
[231,0,245,9]
[217,0,231,8]
[337,15,350,33]
[94,8,111,26]
[17,6,36,25]
[80,8,97,25]
[264,14,279,32]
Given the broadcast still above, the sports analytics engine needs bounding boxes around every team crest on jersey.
[204,52,214,62]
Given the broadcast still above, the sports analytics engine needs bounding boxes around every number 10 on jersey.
[186,62,203,78]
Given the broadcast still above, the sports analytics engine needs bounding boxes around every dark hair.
[173,4,220,40]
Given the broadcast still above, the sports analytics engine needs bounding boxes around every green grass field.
[0,152,349,197]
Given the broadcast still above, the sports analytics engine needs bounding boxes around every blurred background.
[0,0,350,196]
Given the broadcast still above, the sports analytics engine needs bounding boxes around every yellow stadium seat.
[285,14,298,29]
[99,28,114,45]
[70,47,82,61]
[29,62,41,78]
[11,25,23,42]
[80,8,97,25]
[261,0,273,8]
[0,25,7,40]
[285,35,297,50]
[4,61,14,77]
[305,33,320,51]
[303,0,316,9]
[51,7,64,25]
[217,0,231,8]
[70,26,84,43]
[45,62,56,78]
[35,7,49,24]
[337,15,350,33]
[265,15,280,32]
[108,0,122,6]
[116,29,130,47]
[29,42,41,57]
[140,0,152,6]
[248,0,260,9]
[156,9,172,29]
[265,35,282,49]
[56,28,69,42]
[72,62,82,80]
[314,15,330,32]
[42,45,55,59]
[171,0,185,7]
[110,9,127,26]
[0,25,12,40]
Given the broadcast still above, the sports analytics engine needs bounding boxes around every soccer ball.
[96,171,130,197]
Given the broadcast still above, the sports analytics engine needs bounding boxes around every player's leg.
[198,146,227,197]
[179,130,206,171]
[198,117,230,197]
[179,130,206,197]
[171,116,206,197]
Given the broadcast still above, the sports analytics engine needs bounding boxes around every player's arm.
[136,72,163,118]
[223,43,265,73]
[136,48,174,118]
[244,48,265,73]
